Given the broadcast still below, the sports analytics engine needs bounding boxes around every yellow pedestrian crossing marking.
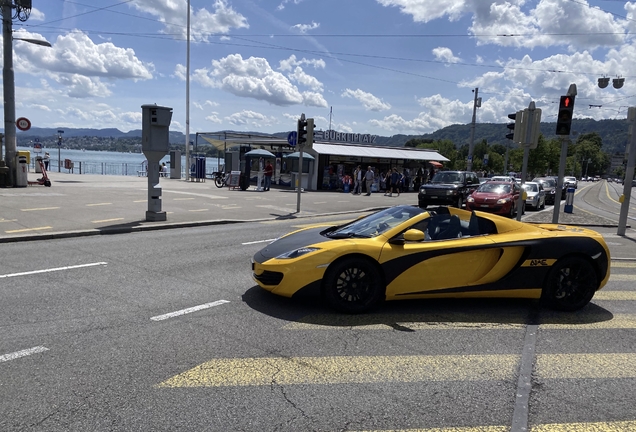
[157,354,518,388]
[594,291,636,301]
[532,421,636,432]
[537,353,636,379]
[356,420,636,431]
[283,313,636,330]
[610,274,636,281]
[611,262,636,268]
[158,353,636,388]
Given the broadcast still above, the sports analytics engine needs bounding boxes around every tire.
[540,197,545,209]
[542,256,598,311]
[508,202,515,218]
[323,257,385,313]
[214,177,224,188]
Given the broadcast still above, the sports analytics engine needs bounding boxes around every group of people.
[348,164,438,196]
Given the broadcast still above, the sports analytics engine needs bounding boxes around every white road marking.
[242,238,278,245]
[0,262,107,279]
[0,346,49,363]
[150,300,230,321]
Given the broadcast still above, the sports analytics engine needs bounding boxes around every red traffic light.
[561,96,572,108]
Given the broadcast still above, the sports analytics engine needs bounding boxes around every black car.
[418,171,480,209]
[532,177,558,205]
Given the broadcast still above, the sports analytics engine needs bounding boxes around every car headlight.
[419,189,426,195]
[447,189,457,195]
[467,196,474,203]
[275,247,320,259]
[497,198,510,204]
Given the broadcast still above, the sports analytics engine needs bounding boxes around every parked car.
[466,181,522,217]
[522,181,546,210]
[489,175,516,183]
[532,177,557,205]
[418,171,480,209]
[252,205,611,313]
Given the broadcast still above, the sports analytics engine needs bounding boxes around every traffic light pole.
[617,109,636,235]
[296,113,305,213]
[552,137,569,224]
[467,88,478,172]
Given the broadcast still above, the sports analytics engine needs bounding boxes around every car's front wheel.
[542,256,598,311]
[323,257,385,313]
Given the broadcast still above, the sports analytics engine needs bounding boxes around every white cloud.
[28,8,45,21]
[432,47,460,64]
[51,75,112,98]
[191,54,327,107]
[121,112,142,124]
[206,112,223,123]
[225,110,275,127]
[128,0,249,42]
[292,22,320,33]
[342,89,391,111]
[277,0,304,11]
[288,67,323,91]
[279,55,326,72]
[194,100,220,110]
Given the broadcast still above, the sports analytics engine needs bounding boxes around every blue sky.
[3,0,636,139]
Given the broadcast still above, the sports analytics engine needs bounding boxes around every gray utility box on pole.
[141,104,173,222]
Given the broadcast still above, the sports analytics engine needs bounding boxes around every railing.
[35,159,219,178]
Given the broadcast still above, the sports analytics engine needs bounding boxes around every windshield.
[326,205,426,238]
[477,183,511,194]
[432,172,464,184]
[522,183,539,192]
[537,179,555,188]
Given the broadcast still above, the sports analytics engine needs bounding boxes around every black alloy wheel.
[542,257,598,311]
[323,257,385,313]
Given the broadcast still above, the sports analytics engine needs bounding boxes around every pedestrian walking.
[263,160,273,191]
[353,165,362,194]
[364,166,374,196]
[43,152,50,170]
[389,168,401,197]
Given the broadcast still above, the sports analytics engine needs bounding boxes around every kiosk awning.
[312,143,449,162]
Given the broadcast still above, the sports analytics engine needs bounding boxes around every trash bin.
[15,155,28,187]
[35,156,43,173]
[564,187,575,213]
[195,155,206,179]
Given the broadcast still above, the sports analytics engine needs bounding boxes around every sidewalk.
[1,171,635,259]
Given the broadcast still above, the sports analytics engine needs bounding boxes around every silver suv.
[564,176,578,189]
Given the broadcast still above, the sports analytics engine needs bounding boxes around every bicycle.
[213,171,228,188]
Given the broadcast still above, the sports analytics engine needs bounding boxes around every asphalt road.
[2,218,636,431]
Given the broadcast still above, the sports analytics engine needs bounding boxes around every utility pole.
[2,0,17,185]
[618,107,636,236]
[467,88,480,172]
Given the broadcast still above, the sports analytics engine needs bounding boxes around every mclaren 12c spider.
[251,205,610,314]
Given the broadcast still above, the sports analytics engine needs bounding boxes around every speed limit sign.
[16,117,31,131]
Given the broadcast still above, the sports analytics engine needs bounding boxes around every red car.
[465,181,522,217]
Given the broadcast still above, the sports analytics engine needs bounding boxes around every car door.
[378,216,525,299]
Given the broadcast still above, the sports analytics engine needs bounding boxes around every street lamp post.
[2,0,51,186]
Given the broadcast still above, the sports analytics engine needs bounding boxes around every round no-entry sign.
[16,117,31,131]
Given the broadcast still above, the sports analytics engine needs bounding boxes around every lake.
[18,147,221,177]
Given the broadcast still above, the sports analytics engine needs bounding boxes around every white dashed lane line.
[0,346,49,363]
[0,262,108,279]
[150,300,230,321]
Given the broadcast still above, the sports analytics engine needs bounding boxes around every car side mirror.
[404,229,425,242]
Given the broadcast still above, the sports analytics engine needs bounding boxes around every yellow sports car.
[251,205,610,313]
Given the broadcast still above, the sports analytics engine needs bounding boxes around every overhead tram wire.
[28,0,135,28]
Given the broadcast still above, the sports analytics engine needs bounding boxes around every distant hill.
[6,118,630,155]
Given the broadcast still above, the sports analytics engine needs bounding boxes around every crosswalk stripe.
[594,291,636,301]
[157,354,519,387]
[531,421,636,432]
[611,262,636,268]
[536,353,636,379]
[355,420,636,431]
[158,352,636,388]
[609,274,636,281]
[284,313,636,330]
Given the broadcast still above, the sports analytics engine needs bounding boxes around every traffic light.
[297,118,308,147]
[306,118,314,148]
[506,113,517,140]
[555,95,575,135]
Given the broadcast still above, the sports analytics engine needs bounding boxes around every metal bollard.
[564,187,575,213]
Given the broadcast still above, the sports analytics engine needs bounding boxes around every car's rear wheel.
[542,256,598,311]
[323,257,385,313]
